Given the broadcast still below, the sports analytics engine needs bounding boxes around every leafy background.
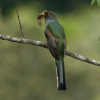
[0,0,100,100]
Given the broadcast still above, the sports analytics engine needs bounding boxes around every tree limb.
[16,8,27,39]
[0,34,100,66]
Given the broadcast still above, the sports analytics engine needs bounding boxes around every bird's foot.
[44,42,47,46]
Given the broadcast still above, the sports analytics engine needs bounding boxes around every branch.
[16,8,27,39]
[0,34,100,66]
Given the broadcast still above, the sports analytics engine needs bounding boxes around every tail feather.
[55,59,66,90]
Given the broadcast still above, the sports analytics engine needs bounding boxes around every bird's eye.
[47,13,50,15]
[45,12,50,15]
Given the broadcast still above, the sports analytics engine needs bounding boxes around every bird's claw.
[44,42,47,46]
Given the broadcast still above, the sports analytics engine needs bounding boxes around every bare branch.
[0,33,100,66]
[0,34,47,48]
[16,8,27,39]
[65,51,100,66]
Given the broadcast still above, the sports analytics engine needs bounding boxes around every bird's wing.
[58,24,67,49]
[58,24,67,57]
[44,28,59,60]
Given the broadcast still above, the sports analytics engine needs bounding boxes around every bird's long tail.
[55,59,66,90]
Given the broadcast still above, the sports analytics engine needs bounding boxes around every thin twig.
[16,8,27,39]
[0,33,100,66]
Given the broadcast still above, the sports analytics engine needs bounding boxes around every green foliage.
[97,0,100,6]
[0,4,100,100]
[91,0,96,5]
[91,0,100,6]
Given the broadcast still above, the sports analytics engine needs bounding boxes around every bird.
[37,11,67,90]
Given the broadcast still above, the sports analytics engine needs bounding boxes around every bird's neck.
[45,19,58,29]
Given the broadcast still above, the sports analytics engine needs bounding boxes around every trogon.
[37,11,67,90]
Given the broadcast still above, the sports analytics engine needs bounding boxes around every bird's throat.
[45,19,56,29]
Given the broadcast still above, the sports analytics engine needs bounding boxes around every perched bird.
[37,11,67,90]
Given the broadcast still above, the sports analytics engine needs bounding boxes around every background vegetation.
[0,0,100,100]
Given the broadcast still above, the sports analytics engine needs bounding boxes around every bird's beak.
[39,12,46,18]
[37,12,46,27]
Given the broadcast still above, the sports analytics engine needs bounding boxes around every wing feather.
[44,28,59,60]
[44,21,67,59]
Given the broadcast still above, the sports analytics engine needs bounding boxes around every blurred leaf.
[97,0,100,6]
[91,0,96,5]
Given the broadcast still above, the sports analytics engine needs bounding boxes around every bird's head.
[37,10,57,27]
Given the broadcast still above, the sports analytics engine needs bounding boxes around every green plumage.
[37,11,67,90]
[56,58,66,90]
[44,20,66,90]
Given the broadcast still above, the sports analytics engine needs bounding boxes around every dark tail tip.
[58,83,67,90]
